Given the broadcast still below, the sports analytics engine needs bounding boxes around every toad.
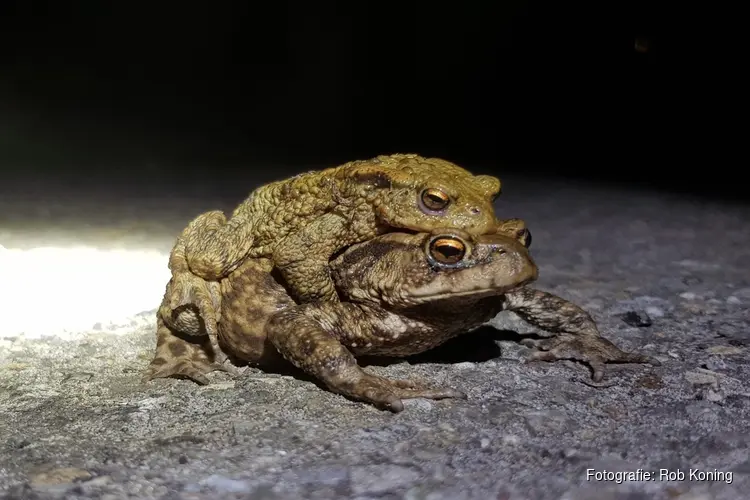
[161,154,506,362]
[146,227,658,412]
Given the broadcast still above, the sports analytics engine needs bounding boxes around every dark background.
[0,1,737,201]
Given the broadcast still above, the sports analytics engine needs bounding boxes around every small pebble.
[619,310,652,327]
[645,306,665,318]
[702,357,728,371]
[680,292,697,300]
[452,362,475,370]
[682,276,703,285]
[30,467,91,486]
[402,398,433,411]
[7,437,31,449]
[706,389,724,403]
[524,410,571,435]
[199,474,253,494]
[502,434,521,445]
[727,296,741,305]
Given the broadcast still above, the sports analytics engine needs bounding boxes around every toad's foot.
[334,371,466,413]
[169,303,229,366]
[143,358,236,386]
[144,318,239,385]
[217,357,245,377]
[521,334,660,383]
[163,271,226,364]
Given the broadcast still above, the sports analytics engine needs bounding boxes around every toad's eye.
[520,228,532,248]
[420,188,450,212]
[428,236,466,265]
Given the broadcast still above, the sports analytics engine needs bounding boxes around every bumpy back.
[339,153,502,237]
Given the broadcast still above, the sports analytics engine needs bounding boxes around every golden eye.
[420,188,450,212]
[428,236,466,265]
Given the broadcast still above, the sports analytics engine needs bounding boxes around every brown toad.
[146,227,658,412]
[161,153,505,362]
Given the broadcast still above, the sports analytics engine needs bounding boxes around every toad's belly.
[342,304,502,358]
[218,257,294,366]
[344,314,470,358]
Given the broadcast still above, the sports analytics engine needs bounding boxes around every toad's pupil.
[422,189,449,210]
[431,238,466,263]
[437,246,461,259]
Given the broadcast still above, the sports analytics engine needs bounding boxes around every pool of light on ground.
[0,244,169,339]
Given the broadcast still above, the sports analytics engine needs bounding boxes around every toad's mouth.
[413,289,504,302]
[409,279,534,302]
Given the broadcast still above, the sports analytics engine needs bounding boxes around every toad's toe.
[344,373,465,412]
[523,335,656,383]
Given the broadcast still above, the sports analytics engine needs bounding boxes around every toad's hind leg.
[143,316,235,385]
[265,306,465,413]
[163,226,236,367]
[161,268,230,367]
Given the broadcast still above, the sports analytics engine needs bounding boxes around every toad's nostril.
[470,207,480,214]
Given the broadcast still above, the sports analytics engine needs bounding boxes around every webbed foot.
[161,272,225,364]
[521,334,660,383]
[340,372,466,413]
[143,318,238,385]
[143,358,233,386]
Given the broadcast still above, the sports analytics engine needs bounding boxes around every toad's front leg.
[502,287,660,382]
[265,304,464,412]
[272,213,353,304]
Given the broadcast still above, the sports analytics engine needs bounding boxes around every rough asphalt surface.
[1,174,749,499]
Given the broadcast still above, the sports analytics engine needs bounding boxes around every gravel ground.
[1,175,749,499]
